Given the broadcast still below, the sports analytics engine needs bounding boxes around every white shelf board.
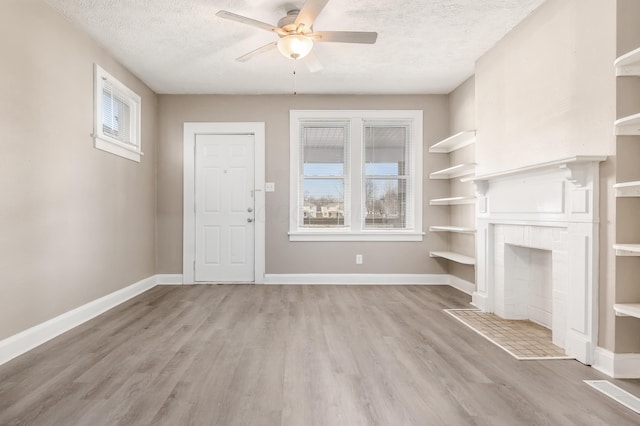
[615,113,640,136]
[429,226,476,234]
[613,244,640,256]
[614,181,640,197]
[429,163,476,180]
[614,304,640,318]
[429,131,476,153]
[615,47,640,76]
[429,251,475,265]
[429,196,476,206]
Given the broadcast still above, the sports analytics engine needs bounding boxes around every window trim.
[94,64,142,162]
[289,110,423,242]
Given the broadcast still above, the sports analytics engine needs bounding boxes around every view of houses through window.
[299,121,411,229]
[301,124,348,227]
[363,124,409,229]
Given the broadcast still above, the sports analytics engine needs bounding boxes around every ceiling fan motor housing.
[278,9,311,35]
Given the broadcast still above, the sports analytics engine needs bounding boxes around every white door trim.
[183,122,265,284]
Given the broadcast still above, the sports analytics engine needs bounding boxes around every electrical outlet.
[356,254,363,264]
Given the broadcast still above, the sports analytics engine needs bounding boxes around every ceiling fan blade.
[216,10,285,35]
[236,42,278,62]
[303,51,323,73]
[294,0,330,32]
[311,31,378,44]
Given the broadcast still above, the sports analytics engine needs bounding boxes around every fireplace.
[468,157,606,364]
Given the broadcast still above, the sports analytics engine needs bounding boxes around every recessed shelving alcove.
[428,130,477,267]
[612,45,640,326]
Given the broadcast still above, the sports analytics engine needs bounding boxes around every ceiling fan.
[216,0,378,72]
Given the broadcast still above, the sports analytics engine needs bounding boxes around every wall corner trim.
[0,275,159,367]
[263,273,450,285]
[593,347,640,379]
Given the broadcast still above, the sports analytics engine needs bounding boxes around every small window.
[94,64,142,162]
[289,110,423,242]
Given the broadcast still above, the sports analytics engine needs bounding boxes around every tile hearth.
[445,309,572,360]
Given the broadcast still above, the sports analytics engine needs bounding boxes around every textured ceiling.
[44,0,545,95]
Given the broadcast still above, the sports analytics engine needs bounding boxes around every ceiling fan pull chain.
[292,62,297,96]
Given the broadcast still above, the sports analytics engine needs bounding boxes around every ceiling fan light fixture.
[277,34,313,60]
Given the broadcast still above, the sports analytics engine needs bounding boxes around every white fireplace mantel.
[464,156,607,187]
[470,156,607,365]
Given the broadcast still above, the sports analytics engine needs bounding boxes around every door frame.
[183,122,265,284]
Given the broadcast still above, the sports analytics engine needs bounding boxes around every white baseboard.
[593,347,640,378]
[0,275,157,367]
[448,275,475,295]
[0,272,472,367]
[156,274,183,285]
[263,273,449,285]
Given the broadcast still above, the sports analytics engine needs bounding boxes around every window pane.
[302,126,345,176]
[102,87,132,145]
[303,178,345,227]
[300,124,348,228]
[364,179,407,229]
[364,126,407,176]
[364,124,410,229]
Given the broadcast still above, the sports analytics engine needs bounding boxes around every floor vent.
[584,380,640,414]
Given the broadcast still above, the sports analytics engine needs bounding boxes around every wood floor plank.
[1,285,640,425]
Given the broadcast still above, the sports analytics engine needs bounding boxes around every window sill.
[288,231,424,242]
[94,136,142,162]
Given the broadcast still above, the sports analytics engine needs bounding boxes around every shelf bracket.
[562,163,590,188]
[473,180,489,196]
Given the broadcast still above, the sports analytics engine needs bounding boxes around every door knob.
[247,207,253,213]
[247,218,254,223]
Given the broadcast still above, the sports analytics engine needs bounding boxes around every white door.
[194,134,255,282]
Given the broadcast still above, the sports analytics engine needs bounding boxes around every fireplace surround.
[467,156,606,364]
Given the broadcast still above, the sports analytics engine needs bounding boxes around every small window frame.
[94,64,142,162]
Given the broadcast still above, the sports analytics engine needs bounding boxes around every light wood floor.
[1,285,639,425]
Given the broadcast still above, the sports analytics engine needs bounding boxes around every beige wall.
[474,0,618,350]
[0,0,158,340]
[475,0,616,175]
[157,95,451,275]
[447,77,476,285]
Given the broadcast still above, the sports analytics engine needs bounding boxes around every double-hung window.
[94,64,142,162]
[290,110,423,241]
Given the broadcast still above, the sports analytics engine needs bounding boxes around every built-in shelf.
[429,131,476,153]
[429,226,476,234]
[430,163,476,180]
[615,113,640,136]
[429,196,476,206]
[614,181,640,197]
[614,304,640,318]
[615,47,640,76]
[613,244,640,256]
[429,251,475,265]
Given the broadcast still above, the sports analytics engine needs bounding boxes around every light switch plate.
[265,182,275,192]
